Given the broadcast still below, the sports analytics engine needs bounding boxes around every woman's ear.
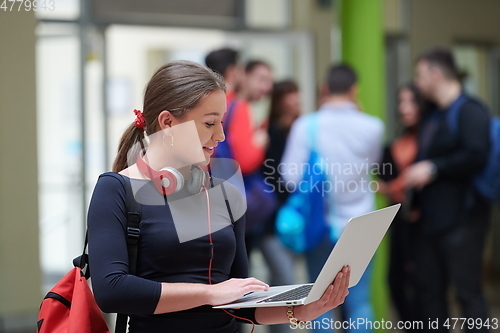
[157,110,173,130]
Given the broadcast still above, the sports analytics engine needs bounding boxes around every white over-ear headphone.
[136,149,208,195]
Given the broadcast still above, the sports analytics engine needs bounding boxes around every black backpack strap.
[123,176,141,275]
[115,175,142,333]
[73,231,90,279]
[220,182,235,224]
[73,173,141,333]
[208,170,235,225]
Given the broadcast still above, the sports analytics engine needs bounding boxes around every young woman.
[378,83,428,330]
[87,60,350,333]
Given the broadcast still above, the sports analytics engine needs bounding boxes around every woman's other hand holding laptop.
[294,266,351,322]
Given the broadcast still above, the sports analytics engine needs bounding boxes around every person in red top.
[205,51,269,175]
[206,51,276,256]
[229,60,273,174]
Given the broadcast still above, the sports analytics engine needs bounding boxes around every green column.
[339,0,389,330]
[340,0,386,121]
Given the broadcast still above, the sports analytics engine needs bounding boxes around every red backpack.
[36,266,110,333]
[37,174,141,333]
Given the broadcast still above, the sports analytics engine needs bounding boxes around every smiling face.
[168,89,226,166]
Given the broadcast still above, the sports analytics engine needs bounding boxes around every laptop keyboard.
[257,284,313,303]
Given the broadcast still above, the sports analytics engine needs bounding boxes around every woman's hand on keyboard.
[295,265,351,321]
[208,277,270,306]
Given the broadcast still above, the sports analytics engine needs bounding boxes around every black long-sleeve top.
[87,172,256,333]
[416,97,491,234]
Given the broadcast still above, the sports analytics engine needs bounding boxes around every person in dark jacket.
[406,48,491,332]
[378,83,430,331]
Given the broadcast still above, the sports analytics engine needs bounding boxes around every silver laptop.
[214,204,401,309]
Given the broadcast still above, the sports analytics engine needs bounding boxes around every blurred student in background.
[378,83,429,330]
[233,60,275,256]
[261,80,301,333]
[407,47,491,332]
[233,60,273,174]
[205,48,240,95]
[262,80,301,210]
[206,51,276,256]
[281,64,384,332]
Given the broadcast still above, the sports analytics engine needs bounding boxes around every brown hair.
[112,60,226,172]
[268,80,299,125]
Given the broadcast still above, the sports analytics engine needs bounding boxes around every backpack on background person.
[446,94,500,204]
[275,113,330,253]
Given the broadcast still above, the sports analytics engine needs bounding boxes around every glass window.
[106,25,227,167]
[37,23,82,290]
[453,44,492,108]
[35,0,80,21]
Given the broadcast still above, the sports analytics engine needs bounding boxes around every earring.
[162,132,174,149]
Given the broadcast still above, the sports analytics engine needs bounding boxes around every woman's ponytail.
[112,123,145,173]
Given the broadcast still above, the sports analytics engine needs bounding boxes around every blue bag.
[275,113,329,253]
[446,94,500,202]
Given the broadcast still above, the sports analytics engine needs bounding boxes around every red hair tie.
[133,109,146,131]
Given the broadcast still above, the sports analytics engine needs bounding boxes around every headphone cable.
[203,186,255,333]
